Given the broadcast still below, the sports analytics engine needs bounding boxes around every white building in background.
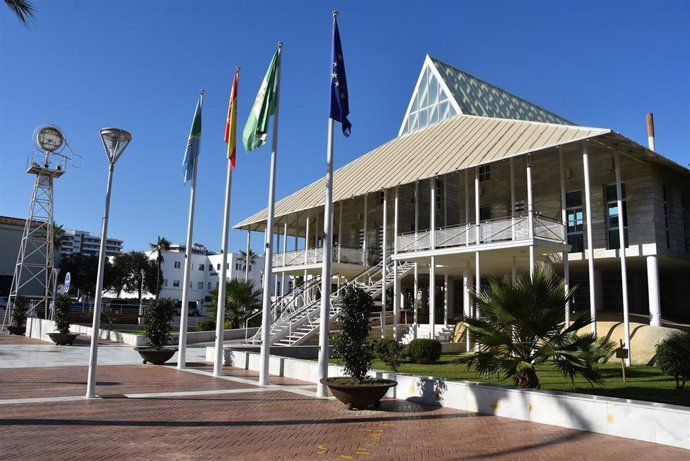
[60,229,123,257]
[150,243,266,304]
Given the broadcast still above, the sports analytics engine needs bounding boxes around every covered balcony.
[272,245,372,278]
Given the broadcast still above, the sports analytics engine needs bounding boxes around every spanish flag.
[224,69,239,168]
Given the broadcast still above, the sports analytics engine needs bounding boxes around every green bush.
[408,338,442,364]
[53,295,73,334]
[144,298,174,350]
[655,331,690,390]
[196,317,232,332]
[333,286,374,383]
[372,337,404,372]
[11,295,28,327]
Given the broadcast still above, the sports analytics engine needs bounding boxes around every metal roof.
[234,114,610,230]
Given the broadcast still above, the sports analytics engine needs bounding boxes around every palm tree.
[210,280,261,328]
[238,249,258,281]
[52,222,65,252]
[149,236,171,299]
[461,265,607,389]
[4,0,35,26]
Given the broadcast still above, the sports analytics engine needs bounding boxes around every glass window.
[197,282,203,289]
[479,206,491,221]
[479,165,491,182]
[173,280,180,287]
[174,261,181,269]
[566,191,584,252]
[198,264,204,271]
[606,184,628,250]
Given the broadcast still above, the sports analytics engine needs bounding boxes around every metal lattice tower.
[3,126,67,328]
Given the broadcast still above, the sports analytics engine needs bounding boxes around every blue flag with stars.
[330,17,351,137]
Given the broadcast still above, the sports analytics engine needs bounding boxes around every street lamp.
[86,128,131,399]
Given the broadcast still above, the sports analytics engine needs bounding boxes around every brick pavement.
[0,333,687,460]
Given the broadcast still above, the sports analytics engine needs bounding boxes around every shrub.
[655,331,690,390]
[372,337,404,372]
[196,317,232,332]
[144,298,174,350]
[333,286,374,383]
[11,295,28,327]
[408,338,442,364]
[53,295,73,334]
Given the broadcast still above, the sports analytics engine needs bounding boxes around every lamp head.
[100,127,132,164]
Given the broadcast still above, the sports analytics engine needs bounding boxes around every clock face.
[37,126,63,152]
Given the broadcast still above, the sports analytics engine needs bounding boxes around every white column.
[527,155,535,279]
[559,146,570,326]
[582,142,597,335]
[414,181,419,244]
[510,157,516,240]
[443,273,449,327]
[615,152,631,365]
[647,255,661,326]
[337,201,343,263]
[363,195,368,265]
[413,262,418,340]
[474,167,481,318]
[304,215,310,265]
[281,222,287,296]
[381,189,387,338]
[429,256,436,338]
[429,178,436,337]
[463,263,471,350]
[393,186,400,341]
[245,231,251,283]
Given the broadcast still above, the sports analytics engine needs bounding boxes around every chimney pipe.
[646,113,655,151]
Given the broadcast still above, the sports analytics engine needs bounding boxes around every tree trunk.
[515,368,540,389]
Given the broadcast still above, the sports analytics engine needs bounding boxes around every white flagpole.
[178,89,204,370]
[214,68,239,377]
[259,43,283,386]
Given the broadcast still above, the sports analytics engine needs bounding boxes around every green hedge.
[408,338,442,364]
[655,331,690,390]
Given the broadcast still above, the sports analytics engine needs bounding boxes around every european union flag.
[330,17,351,137]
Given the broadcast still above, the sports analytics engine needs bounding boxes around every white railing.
[272,245,364,268]
[396,215,565,253]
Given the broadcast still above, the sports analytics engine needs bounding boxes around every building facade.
[59,229,123,257]
[234,55,690,348]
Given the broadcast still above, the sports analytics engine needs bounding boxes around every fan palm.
[461,265,606,389]
[210,280,261,328]
[149,236,171,298]
[5,0,35,26]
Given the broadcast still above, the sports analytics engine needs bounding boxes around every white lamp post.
[86,128,131,399]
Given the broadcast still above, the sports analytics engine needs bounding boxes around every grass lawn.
[332,354,690,407]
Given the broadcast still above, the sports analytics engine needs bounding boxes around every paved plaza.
[0,333,687,460]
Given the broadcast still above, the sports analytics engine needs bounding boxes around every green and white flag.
[242,49,280,152]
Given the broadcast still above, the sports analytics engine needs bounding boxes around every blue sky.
[1,0,688,255]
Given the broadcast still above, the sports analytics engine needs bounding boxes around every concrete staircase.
[401,323,457,344]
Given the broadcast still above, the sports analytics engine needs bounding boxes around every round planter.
[321,378,397,410]
[7,325,26,335]
[134,347,178,365]
[48,332,79,345]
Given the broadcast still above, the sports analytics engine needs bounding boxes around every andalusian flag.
[224,69,239,168]
[242,49,279,152]
[183,95,203,182]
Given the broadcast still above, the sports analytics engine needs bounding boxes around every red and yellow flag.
[224,69,239,168]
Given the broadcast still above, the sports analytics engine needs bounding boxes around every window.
[235,262,241,271]
[566,191,584,252]
[479,165,491,182]
[173,280,180,287]
[198,264,204,271]
[197,282,203,289]
[379,191,385,204]
[606,184,628,250]
[435,178,443,209]
[208,282,212,289]
[208,265,212,271]
[248,265,253,272]
[163,279,168,287]
[479,206,491,221]
[216,282,220,289]
[174,261,181,269]
[216,263,220,270]
[682,195,690,253]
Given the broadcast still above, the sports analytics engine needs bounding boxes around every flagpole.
[259,42,283,386]
[214,68,239,377]
[178,89,204,370]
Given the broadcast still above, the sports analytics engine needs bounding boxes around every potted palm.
[321,286,397,410]
[135,298,177,365]
[8,295,28,335]
[48,295,79,345]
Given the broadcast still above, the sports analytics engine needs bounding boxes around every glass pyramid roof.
[400,56,573,136]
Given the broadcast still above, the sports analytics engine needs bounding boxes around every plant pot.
[48,332,79,345]
[321,377,397,410]
[7,325,26,335]
[134,347,178,365]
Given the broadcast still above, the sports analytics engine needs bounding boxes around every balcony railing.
[272,245,365,268]
[396,215,565,253]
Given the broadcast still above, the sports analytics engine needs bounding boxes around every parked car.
[173,301,202,317]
